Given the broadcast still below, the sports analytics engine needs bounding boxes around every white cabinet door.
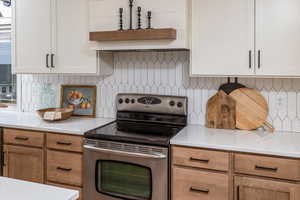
[256,0,300,77]
[190,0,255,77]
[52,0,98,74]
[13,0,52,73]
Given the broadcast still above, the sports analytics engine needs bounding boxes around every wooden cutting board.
[229,88,274,132]
[206,90,236,129]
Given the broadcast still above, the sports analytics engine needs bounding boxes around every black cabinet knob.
[119,99,123,104]
[177,102,183,108]
[125,98,130,104]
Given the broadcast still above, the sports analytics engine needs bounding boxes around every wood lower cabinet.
[47,150,82,187]
[234,176,300,200]
[172,166,229,200]
[3,145,44,183]
[2,128,83,199]
[172,145,300,200]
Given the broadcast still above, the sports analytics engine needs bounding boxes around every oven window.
[96,161,152,200]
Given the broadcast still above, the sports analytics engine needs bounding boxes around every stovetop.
[85,93,188,147]
[84,120,185,147]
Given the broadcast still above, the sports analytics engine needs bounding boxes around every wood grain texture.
[46,181,82,200]
[229,88,270,130]
[47,150,82,187]
[206,90,236,130]
[172,166,229,200]
[46,133,83,153]
[172,146,230,172]
[234,153,300,181]
[3,145,44,183]
[89,28,177,41]
[234,176,300,200]
[3,128,45,148]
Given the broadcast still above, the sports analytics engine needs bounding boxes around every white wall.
[18,51,300,132]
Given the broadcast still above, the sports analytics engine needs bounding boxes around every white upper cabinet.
[12,0,113,75]
[190,0,255,77]
[256,0,300,77]
[190,0,300,77]
[89,0,190,50]
[13,0,52,73]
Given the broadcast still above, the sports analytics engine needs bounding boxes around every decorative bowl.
[37,108,74,121]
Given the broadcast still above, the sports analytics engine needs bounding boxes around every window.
[0,0,16,104]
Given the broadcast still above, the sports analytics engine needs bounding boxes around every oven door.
[84,140,169,200]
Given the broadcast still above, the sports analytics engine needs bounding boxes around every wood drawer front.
[47,150,82,187]
[234,154,300,181]
[172,166,229,200]
[46,182,82,200]
[47,133,83,153]
[172,146,229,171]
[3,128,44,148]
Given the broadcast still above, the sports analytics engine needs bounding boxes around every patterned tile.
[18,51,300,132]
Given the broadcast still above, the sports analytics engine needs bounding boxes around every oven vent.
[151,148,163,153]
[110,142,123,151]
[96,141,109,148]
[85,139,168,156]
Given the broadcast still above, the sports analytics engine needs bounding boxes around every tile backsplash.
[18,51,300,132]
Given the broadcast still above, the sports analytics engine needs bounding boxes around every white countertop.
[0,177,79,200]
[0,111,115,135]
[171,125,300,159]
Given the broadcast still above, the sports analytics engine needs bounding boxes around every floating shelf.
[89,28,177,42]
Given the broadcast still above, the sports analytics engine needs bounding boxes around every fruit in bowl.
[67,90,84,106]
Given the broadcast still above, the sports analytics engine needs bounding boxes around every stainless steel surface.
[84,145,167,159]
[117,93,188,116]
[84,139,169,200]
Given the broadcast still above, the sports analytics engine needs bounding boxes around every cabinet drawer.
[47,150,82,186]
[234,154,300,181]
[3,129,44,148]
[46,182,82,200]
[172,166,229,200]
[172,146,229,171]
[47,133,83,153]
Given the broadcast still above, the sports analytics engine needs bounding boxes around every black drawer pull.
[15,136,29,141]
[190,187,209,194]
[56,141,72,146]
[255,165,278,172]
[190,157,210,163]
[57,167,72,172]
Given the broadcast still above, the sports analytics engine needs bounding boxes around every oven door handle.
[84,145,167,159]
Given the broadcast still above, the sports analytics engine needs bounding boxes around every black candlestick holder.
[129,0,134,30]
[137,7,142,29]
[147,11,152,29]
[119,8,123,31]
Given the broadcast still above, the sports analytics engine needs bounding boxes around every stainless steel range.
[84,93,188,200]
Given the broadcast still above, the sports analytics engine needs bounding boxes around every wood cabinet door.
[190,0,255,76]
[234,176,300,200]
[13,0,52,73]
[256,0,300,77]
[51,0,97,74]
[3,145,44,183]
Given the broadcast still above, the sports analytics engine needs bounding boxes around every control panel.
[117,93,188,116]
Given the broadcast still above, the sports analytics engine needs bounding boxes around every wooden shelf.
[89,28,177,41]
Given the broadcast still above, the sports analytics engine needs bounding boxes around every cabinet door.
[234,176,300,200]
[3,145,44,183]
[51,0,97,74]
[190,0,255,76]
[256,0,300,77]
[13,0,52,73]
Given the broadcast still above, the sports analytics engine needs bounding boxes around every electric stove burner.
[84,94,188,147]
